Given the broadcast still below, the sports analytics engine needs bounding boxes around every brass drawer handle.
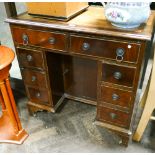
[112,93,119,101]
[22,34,29,45]
[36,92,41,98]
[31,76,36,82]
[82,42,90,51]
[27,55,33,62]
[113,72,122,80]
[110,112,117,120]
[116,48,125,62]
[48,37,55,44]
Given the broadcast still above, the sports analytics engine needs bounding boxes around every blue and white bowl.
[102,2,151,29]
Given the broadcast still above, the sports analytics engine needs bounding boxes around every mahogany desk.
[6,7,155,146]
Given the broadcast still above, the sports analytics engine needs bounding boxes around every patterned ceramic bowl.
[102,2,151,29]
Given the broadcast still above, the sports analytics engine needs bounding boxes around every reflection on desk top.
[6,6,155,41]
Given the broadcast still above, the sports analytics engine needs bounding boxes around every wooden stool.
[133,49,155,142]
[0,46,28,144]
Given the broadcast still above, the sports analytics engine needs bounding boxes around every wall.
[0,2,27,79]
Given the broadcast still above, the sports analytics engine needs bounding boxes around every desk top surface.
[6,6,155,41]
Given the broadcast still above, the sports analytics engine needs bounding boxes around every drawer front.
[21,69,47,88]
[27,87,49,104]
[99,85,132,108]
[97,106,130,128]
[17,48,45,69]
[12,27,66,51]
[101,63,136,87]
[70,35,140,63]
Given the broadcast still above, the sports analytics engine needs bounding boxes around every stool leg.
[0,91,6,110]
[0,79,28,144]
[0,81,19,133]
[5,78,22,130]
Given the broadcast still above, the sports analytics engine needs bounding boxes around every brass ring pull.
[22,34,29,45]
[113,71,122,80]
[26,55,33,62]
[31,76,36,82]
[116,48,125,62]
[48,37,55,44]
[82,42,90,51]
[36,92,41,98]
[112,93,119,101]
[110,113,117,120]
[116,55,124,62]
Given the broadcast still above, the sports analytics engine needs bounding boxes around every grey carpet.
[0,89,155,153]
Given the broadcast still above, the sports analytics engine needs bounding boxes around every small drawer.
[99,85,132,109]
[101,63,136,88]
[27,87,49,104]
[12,27,67,51]
[70,35,140,63]
[17,48,45,69]
[97,106,130,128]
[21,69,47,88]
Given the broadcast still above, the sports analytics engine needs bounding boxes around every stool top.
[0,46,15,70]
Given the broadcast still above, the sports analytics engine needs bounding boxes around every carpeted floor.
[0,87,155,153]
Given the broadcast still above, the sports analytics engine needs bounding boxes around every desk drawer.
[70,35,140,63]
[12,27,66,51]
[27,87,49,104]
[99,85,132,109]
[101,63,136,87]
[97,106,130,128]
[17,48,45,69]
[21,69,47,88]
